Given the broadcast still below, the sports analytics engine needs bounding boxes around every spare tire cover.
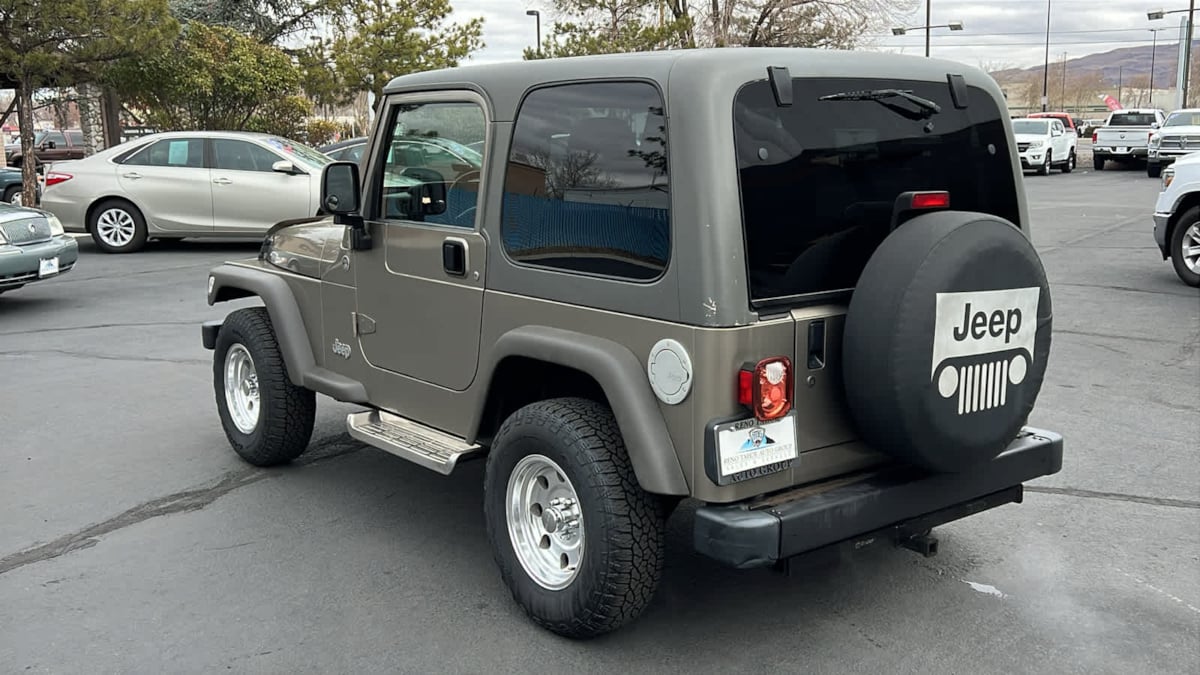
[842,211,1052,473]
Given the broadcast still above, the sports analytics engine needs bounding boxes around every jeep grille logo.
[932,288,1040,415]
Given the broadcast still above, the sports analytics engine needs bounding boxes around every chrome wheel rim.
[1183,223,1200,274]
[223,344,260,434]
[506,454,584,590]
[96,208,136,247]
[8,191,20,205]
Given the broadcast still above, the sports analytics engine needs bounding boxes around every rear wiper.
[818,89,942,118]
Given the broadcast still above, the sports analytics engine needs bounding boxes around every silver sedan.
[39,131,332,253]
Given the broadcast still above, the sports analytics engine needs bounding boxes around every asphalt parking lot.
[2,165,1197,673]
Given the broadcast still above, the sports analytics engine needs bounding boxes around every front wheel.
[1169,210,1200,287]
[213,307,316,465]
[2,185,20,205]
[484,398,667,639]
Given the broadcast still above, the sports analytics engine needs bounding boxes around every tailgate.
[1097,128,1149,146]
[788,306,857,451]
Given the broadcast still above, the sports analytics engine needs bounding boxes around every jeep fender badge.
[647,338,693,405]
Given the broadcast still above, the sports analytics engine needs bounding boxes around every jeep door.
[350,91,488,391]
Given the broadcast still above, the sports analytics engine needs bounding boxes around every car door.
[351,92,488,391]
[115,137,213,233]
[209,138,315,234]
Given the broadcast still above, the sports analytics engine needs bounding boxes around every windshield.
[1108,113,1158,126]
[1163,111,1200,127]
[261,136,332,169]
[1012,120,1050,134]
[735,77,1018,302]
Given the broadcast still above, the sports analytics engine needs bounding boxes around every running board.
[346,410,484,475]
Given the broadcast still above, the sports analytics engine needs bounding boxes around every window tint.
[377,101,485,227]
[735,77,1018,301]
[213,139,284,172]
[124,138,205,168]
[1108,112,1158,126]
[502,82,669,280]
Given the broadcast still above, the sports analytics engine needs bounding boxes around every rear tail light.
[1092,132,1098,143]
[909,191,950,210]
[43,172,72,187]
[737,357,793,421]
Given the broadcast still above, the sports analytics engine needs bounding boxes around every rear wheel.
[89,199,148,253]
[484,398,667,639]
[1062,150,1075,173]
[1094,156,1106,171]
[1169,209,1200,287]
[1039,153,1052,176]
[2,186,19,204]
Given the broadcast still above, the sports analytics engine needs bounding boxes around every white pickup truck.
[1146,108,1200,177]
[1092,108,1166,170]
[1152,154,1200,286]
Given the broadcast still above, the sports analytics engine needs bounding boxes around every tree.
[106,23,303,132]
[523,1,694,59]
[170,0,344,45]
[319,0,484,111]
[0,0,177,204]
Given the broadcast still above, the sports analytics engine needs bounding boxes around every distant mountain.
[990,40,1200,86]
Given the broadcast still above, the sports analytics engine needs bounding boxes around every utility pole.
[1149,28,1161,105]
[1061,52,1068,110]
[1185,0,1196,107]
[1118,65,1124,106]
[1041,0,1052,111]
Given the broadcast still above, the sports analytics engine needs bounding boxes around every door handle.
[442,238,467,277]
[122,172,142,179]
[807,319,826,370]
[212,177,232,185]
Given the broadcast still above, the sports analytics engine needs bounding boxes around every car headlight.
[1150,135,1162,147]
[45,213,65,236]
[1162,167,1175,190]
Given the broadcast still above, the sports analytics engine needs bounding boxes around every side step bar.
[346,410,484,475]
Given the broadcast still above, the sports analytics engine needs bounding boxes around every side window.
[376,101,485,227]
[501,81,669,281]
[66,130,84,145]
[123,138,205,168]
[213,139,285,172]
[45,131,66,146]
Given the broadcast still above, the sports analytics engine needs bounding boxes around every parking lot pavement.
[2,172,1197,673]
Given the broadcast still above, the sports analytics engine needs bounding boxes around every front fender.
[205,263,315,388]
[474,325,690,496]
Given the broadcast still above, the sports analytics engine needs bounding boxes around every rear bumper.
[1093,147,1149,159]
[693,427,1063,569]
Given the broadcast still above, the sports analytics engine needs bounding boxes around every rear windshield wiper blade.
[818,88,942,117]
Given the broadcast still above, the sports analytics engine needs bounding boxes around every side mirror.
[400,167,448,216]
[43,140,56,149]
[1151,122,1161,129]
[321,161,361,215]
[271,160,299,175]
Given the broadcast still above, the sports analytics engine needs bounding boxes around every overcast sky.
[451,0,1192,69]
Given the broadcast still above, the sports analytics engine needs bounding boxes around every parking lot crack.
[0,349,208,366]
[0,320,200,338]
[1026,486,1200,510]
[0,436,362,577]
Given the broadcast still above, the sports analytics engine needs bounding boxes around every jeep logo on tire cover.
[932,287,1040,415]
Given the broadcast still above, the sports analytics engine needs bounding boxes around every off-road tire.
[1169,207,1200,287]
[213,307,315,466]
[484,397,667,639]
[89,199,149,254]
[1094,156,1106,171]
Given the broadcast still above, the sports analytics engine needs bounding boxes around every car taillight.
[1092,132,1098,143]
[43,172,72,187]
[737,357,793,421]
[909,191,950,210]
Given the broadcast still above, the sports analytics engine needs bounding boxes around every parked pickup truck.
[1147,108,1200,177]
[3,129,86,169]
[1092,108,1166,170]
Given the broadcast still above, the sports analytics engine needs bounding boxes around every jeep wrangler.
[202,48,1063,639]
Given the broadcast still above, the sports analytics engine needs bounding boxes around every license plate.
[38,257,59,278]
[1117,147,1128,153]
[716,413,798,480]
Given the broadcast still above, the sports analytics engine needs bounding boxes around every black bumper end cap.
[201,320,222,350]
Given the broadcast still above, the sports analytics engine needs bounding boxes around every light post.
[1061,52,1068,110]
[527,9,541,57]
[1149,3,1196,106]
[1042,0,1052,112]
[1149,27,1164,104]
[891,20,964,57]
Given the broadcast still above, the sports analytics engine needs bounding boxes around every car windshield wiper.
[818,89,942,118]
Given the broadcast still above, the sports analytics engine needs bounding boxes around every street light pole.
[1185,0,1195,106]
[1149,28,1161,105]
[1061,52,1068,110]
[1042,0,1052,111]
[526,9,541,57]
[925,0,932,58]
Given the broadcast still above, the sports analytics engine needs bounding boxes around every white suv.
[1011,118,1076,175]
[1152,153,1200,286]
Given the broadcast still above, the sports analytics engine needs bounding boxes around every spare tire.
[842,212,1052,473]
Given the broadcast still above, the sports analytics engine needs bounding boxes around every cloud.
[453,0,542,65]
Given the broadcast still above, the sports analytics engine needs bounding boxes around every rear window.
[1108,113,1158,126]
[734,77,1019,303]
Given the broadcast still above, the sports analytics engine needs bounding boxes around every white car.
[1146,108,1200,177]
[1152,152,1200,287]
[39,131,332,253]
[1011,118,1076,175]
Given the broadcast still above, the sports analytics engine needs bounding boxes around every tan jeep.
[202,48,1063,638]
